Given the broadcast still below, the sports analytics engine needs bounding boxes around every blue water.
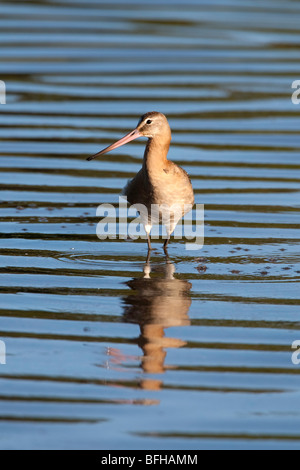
[0,0,300,450]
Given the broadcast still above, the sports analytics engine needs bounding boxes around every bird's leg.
[144,224,152,252]
[163,215,174,254]
[163,237,170,254]
[146,247,152,264]
[147,233,152,252]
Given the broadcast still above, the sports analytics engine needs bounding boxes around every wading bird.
[87,112,194,252]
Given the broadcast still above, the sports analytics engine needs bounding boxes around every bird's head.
[87,111,171,161]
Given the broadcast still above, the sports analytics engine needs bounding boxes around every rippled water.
[0,0,300,450]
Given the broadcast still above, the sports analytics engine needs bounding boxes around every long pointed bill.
[87,128,141,161]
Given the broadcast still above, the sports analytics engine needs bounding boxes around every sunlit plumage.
[88,112,194,251]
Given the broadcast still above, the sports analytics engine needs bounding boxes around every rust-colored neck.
[143,134,171,173]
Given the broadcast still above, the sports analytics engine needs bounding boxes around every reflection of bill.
[0,81,6,105]
[122,256,192,390]
[0,340,6,365]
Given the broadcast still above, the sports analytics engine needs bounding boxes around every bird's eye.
[146,119,152,125]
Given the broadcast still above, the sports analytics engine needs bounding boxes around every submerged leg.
[163,237,170,253]
[163,215,175,253]
[143,249,152,278]
[146,247,152,264]
[164,247,170,263]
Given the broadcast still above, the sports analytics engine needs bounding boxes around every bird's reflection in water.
[123,253,192,391]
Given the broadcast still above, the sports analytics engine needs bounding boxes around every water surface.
[0,0,300,450]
